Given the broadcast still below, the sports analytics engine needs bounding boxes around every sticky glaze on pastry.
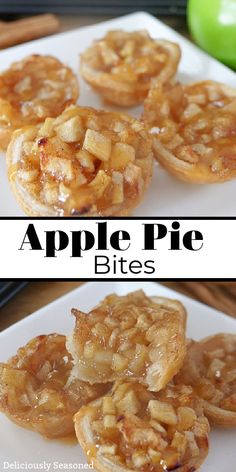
[67,290,186,391]
[7,105,153,216]
[0,54,79,149]
[175,334,236,427]
[74,381,209,472]
[80,30,180,106]
[0,334,110,438]
[143,80,236,183]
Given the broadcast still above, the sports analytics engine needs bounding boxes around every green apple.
[187,0,236,69]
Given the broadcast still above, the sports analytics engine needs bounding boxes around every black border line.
[1,217,236,220]
[1,278,236,282]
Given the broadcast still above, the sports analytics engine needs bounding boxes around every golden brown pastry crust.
[7,106,153,216]
[67,290,186,391]
[74,382,210,472]
[143,80,236,183]
[175,334,236,427]
[0,334,110,438]
[80,30,181,106]
[0,54,79,150]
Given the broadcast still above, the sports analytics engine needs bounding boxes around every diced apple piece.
[37,389,64,411]
[124,163,142,184]
[100,444,117,455]
[150,420,167,435]
[99,41,119,67]
[42,182,58,205]
[103,397,116,415]
[111,121,126,133]
[171,431,188,455]
[112,64,137,83]
[148,448,162,464]
[91,322,108,337]
[112,353,129,372]
[1,367,28,387]
[161,450,180,470]
[76,149,95,172]
[136,314,150,330]
[75,170,87,187]
[14,76,31,94]
[103,415,117,428]
[22,141,35,155]
[110,142,135,170]
[117,390,141,415]
[89,170,111,199]
[185,431,199,457]
[93,350,113,365]
[131,120,145,133]
[177,407,197,430]
[113,383,130,403]
[83,129,111,161]
[108,328,119,348]
[39,118,55,138]
[56,116,84,143]
[132,450,149,468]
[18,169,39,183]
[83,342,95,360]
[129,344,148,374]
[86,116,99,131]
[120,39,135,58]
[148,400,177,425]
[43,158,74,181]
[59,183,71,202]
[112,171,124,204]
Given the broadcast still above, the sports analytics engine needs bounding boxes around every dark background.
[0,0,187,16]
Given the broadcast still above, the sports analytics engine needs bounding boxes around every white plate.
[0,12,236,217]
[0,281,235,470]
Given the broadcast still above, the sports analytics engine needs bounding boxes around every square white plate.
[0,12,236,217]
[0,281,235,470]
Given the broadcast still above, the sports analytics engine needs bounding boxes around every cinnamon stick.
[0,14,60,49]
[161,282,236,319]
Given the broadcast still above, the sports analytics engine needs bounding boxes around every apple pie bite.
[175,334,236,427]
[0,54,79,150]
[0,334,110,439]
[143,80,236,183]
[74,381,210,472]
[80,30,181,106]
[66,290,186,391]
[7,105,153,216]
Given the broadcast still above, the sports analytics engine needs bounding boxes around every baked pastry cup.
[143,80,236,183]
[175,334,236,427]
[66,290,186,391]
[7,105,153,216]
[80,30,181,106]
[0,334,110,438]
[74,381,210,472]
[0,54,79,150]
